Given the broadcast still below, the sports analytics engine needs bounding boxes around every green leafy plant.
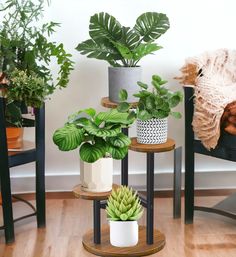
[106,186,143,221]
[130,75,183,120]
[0,0,74,126]
[76,12,169,67]
[53,107,135,163]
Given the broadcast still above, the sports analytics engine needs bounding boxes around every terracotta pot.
[6,127,24,149]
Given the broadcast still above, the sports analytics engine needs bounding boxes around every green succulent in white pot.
[53,107,135,193]
[133,75,183,144]
[76,12,170,103]
[106,186,143,247]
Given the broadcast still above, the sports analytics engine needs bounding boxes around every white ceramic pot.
[109,220,138,247]
[80,158,113,192]
[108,67,141,103]
[137,118,168,144]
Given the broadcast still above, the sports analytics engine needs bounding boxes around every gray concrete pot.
[108,67,141,103]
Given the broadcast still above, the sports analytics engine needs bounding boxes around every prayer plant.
[76,12,169,67]
[53,107,135,163]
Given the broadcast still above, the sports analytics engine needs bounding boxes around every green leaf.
[111,41,133,60]
[117,102,130,113]
[137,81,148,89]
[171,111,182,119]
[53,124,84,151]
[134,12,170,42]
[127,111,136,121]
[120,27,140,50]
[79,138,107,163]
[96,109,133,125]
[107,133,131,148]
[76,39,120,61]
[169,94,182,108]
[89,12,122,43]
[132,43,162,61]
[152,75,162,83]
[118,89,128,101]
[68,108,97,122]
[153,110,168,119]
[108,145,128,160]
[145,95,156,110]
[137,110,152,120]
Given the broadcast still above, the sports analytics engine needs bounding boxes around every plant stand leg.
[93,200,101,244]
[0,97,15,244]
[173,147,182,219]
[146,152,154,245]
[121,127,129,186]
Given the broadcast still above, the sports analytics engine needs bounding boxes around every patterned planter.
[108,67,141,103]
[80,158,113,192]
[137,118,168,144]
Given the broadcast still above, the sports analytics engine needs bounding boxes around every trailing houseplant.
[53,107,135,192]
[0,0,74,147]
[106,186,143,247]
[76,12,170,102]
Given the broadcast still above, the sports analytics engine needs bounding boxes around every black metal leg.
[184,87,195,224]
[0,97,15,244]
[35,105,46,228]
[146,152,154,245]
[173,147,182,219]
[93,200,101,244]
[121,127,128,186]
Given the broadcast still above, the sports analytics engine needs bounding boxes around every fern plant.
[53,107,135,163]
[76,12,169,67]
[106,186,143,221]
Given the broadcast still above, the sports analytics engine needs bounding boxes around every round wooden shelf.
[73,184,118,200]
[82,225,165,257]
[129,137,175,153]
[101,97,138,109]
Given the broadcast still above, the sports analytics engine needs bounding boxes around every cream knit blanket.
[184,49,236,149]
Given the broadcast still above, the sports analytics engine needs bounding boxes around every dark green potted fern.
[76,12,169,103]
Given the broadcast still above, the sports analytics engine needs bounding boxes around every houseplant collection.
[53,107,135,192]
[106,186,143,247]
[0,0,74,148]
[76,12,170,102]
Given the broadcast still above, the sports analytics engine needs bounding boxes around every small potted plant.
[133,75,183,144]
[53,107,135,192]
[0,0,74,149]
[76,12,169,103]
[106,186,143,247]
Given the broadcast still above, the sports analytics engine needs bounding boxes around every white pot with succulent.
[106,186,143,247]
[76,12,170,103]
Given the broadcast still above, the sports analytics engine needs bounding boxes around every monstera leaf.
[76,39,120,61]
[83,120,121,137]
[108,145,129,160]
[89,12,122,43]
[107,133,131,148]
[134,12,170,42]
[132,43,162,61]
[53,124,84,151]
[120,27,140,50]
[79,138,107,163]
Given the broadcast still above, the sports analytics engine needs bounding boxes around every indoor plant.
[106,186,143,247]
[76,12,169,102]
[0,0,74,148]
[53,107,135,192]
[133,75,183,144]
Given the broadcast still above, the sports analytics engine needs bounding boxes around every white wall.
[11,0,236,191]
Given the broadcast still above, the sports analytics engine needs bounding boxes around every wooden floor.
[0,196,236,257]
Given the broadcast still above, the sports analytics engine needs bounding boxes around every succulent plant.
[106,186,143,221]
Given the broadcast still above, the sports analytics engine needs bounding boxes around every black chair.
[0,96,46,243]
[184,87,236,224]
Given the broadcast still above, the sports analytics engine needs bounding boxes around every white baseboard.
[10,170,236,194]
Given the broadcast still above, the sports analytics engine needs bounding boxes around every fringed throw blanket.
[178,49,236,150]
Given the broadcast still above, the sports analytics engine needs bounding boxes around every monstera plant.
[76,12,170,102]
[53,107,135,192]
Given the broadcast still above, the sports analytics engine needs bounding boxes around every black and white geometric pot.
[137,118,168,144]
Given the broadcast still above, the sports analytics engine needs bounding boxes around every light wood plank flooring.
[0,196,236,257]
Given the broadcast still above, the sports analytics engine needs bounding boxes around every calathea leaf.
[134,12,170,42]
[96,109,132,125]
[68,108,96,123]
[79,138,107,163]
[84,120,121,137]
[76,39,120,61]
[53,124,84,151]
[132,43,162,61]
[107,133,131,148]
[108,145,129,160]
[89,12,122,42]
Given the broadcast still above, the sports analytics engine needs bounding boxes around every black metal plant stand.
[184,87,236,224]
[0,96,46,244]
